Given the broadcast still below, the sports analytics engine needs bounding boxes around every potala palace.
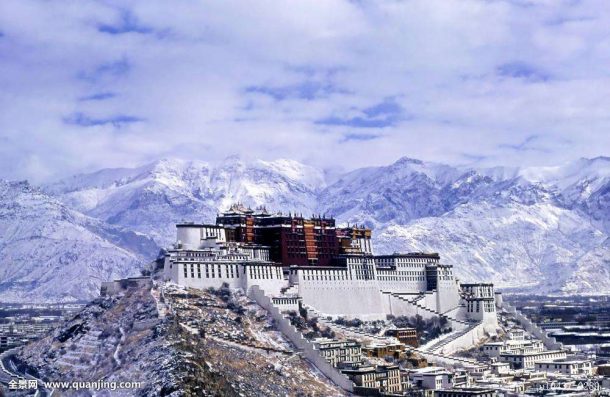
[162,204,499,352]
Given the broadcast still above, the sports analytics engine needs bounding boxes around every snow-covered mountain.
[321,156,610,294]
[5,155,609,299]
[518,156,610,234]
[46,157,324,246]
[0,180,157,302]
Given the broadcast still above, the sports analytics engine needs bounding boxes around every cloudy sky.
[1,0,609,182]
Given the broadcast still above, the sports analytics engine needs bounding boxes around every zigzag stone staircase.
[387,292,472,327]
[268,290,486,374]
[406,345,482,367]
[279,285,299,296]
[318,320,395,343]
[423,322,481,353]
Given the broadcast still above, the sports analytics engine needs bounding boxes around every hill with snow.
[46,157,324,246]
[321,156,610,294]
[0,180,157,302]
[2,155,608,301]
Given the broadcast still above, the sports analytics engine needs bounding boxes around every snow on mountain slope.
[0,180,157,302]
[41,155,610,294]
[520,156,610,195]
[520,157,610,234]
[318,157,465,228]
[321,157,609,293]
[318,157,558,228]
[374,201,609,294]
[46,157,324,246]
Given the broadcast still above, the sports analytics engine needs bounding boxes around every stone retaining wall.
[248,286,354,392]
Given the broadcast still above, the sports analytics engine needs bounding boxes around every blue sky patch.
[78,58,130,82]
[63,113,143,128]
[246,81,341,101]
[341,132,381,142]
[98,10,153,35]
[79,92,116,101]
[497,62,550,82]
[317,98,404,128]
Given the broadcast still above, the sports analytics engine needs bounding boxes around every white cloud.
[0,0,609,182]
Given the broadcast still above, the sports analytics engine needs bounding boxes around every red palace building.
[216,204,371,267]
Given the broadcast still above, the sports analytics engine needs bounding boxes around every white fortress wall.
[170,261,244,290]
[443,305,467,322]
[381,293,437,319]
[420,292,440,313]
[242,264,284,296]
[375,256,429,294]
[176,224,226,249]
[437,323,487,355]
[167,259,285,296]
[502,302,562,350]
[435,266,461,314]
[461,283,499,334]
[248,285,354,392]
[295,265,386,321]
[272,297,301,312]
[176,225,201,250]
[377,269,428,294]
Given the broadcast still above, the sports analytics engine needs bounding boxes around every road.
[0,348,53,396]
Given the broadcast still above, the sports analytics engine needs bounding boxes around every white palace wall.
[376,255,434,294]
[167,259,284,297]
[165,248,495,335]
[436,277,462,314]
[291,258,464,321]
[381,292,437,319]
[295,263,386,321]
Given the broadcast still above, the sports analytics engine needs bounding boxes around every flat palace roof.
[176,223,221,228]
[374,253,440,259]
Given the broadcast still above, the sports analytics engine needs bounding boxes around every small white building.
[534,358,593,375]
[507,328,525,341]
[312,338,363,367]
[490,362,511,376]
[408,367,453,390]
[499,349,567,370]
[481,339,543,358]
[464,365,491,380]
[481,342,509,358]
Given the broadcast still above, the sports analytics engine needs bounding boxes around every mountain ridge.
[0,180,158,302]
[2,155,609,302]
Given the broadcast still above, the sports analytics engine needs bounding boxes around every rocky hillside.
[0,180,157,303]
[15,280,346,396]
